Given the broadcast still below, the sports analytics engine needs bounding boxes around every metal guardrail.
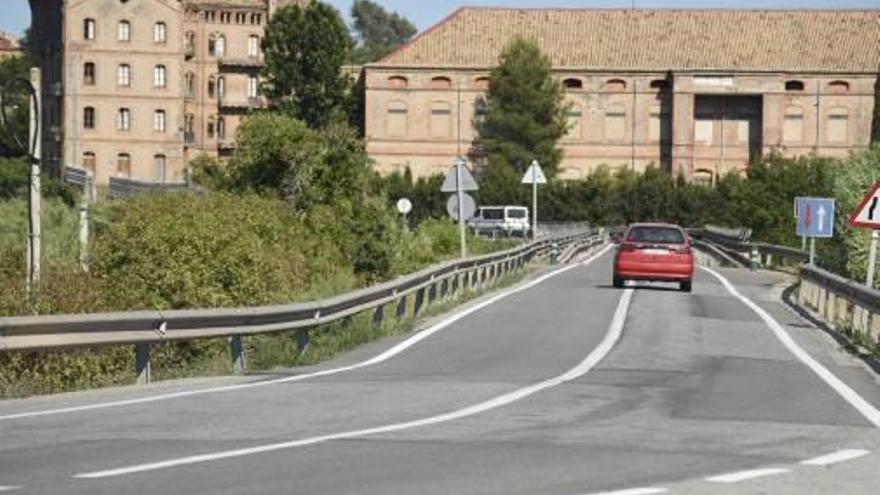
[800,264,880,313]
[109,177,189,199]
[0,230,603,384]
[690,227,808,266]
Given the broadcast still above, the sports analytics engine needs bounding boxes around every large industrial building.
[364,8,880,183]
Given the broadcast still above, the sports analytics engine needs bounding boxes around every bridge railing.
[0,229,603,384]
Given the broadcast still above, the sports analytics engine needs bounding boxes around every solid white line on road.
[700,267,880,428]
[588,487,668,495]
[1,244,614,422]
[800,449,871,466]
[0,486,22,492]
[705,468,790,483]
[74,287,634,479]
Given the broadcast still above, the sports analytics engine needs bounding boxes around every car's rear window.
[482,208,504,220]
[506,209,526,219]
[627,226,685,244]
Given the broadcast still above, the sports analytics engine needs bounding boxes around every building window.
[153,154,166,182]
[185,31,195,52]
[387,76,408,89]
[117,153,131,178]
[217,117,225,139]
[251,13,262,25]
[84,18,96,40]
[783,105,803,143]
[154,65,166,88]
[83,107,95,129]
[429,76,452,89]
[217,76,225,99]
[153,109,166,132]
[206,11,216,23]
[208,36,216,56]
[248,76,258,98]
[430,101,451,139]
[83,62,96,85]
[220,12,231,23]
[118,64,131,87]
[605,105,626,141]
[216,35,226,57]
[828,81,850,93]
[236,12,246,24]
[208,76,216,98]
[248,35,260,57]
[785,80,805,91]
[387,101,407,137]
[82,152,96,175]
[693,169,713,187]
[563,78,583,90]
[154,22,167,43]
[474,77,489,91]
[566,107,582,140]
[118,20,131,42]
[185,72,195,98]
[207,118,215,138]
[828,107,849,144]
[474,97,487,125]
[117,108,131,131]
[605,79,627,92]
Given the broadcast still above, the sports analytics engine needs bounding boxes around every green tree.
[261,1,352,129]
[0,56,31,157]
[477,37,569,183]
[349,0,417,64]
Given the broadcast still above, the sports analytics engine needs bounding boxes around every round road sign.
[446,193,476,221]
[396,198,412,215]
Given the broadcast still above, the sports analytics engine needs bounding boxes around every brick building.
[0,32,23,59]
[364,8,880,183]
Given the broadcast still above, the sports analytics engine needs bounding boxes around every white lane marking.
[700,266,880,428]
[800,449,871,466]
[74,287,634,479]
[588,488,668,495]
[0,486,22,492]
[0,244,613,422]
[705,467,789,483]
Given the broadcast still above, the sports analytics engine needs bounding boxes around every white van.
[468,206,530,236]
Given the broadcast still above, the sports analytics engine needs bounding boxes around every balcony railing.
[218,96,265,111]
[217,57,263,70]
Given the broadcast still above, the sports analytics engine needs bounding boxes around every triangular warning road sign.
[521,160,547,185]
[849,180,880,229]
[441,162,479,192]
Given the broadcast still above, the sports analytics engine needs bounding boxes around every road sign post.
[442,157,478,259]
[847,180,880,288]
[521,160,547,239]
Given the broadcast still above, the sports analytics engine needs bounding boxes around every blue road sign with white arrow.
[796,197,835,238]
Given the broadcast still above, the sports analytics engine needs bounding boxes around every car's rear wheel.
[680,280,692,292]
[613,276,624,288]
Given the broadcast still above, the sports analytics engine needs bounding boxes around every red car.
[613,223,694,292]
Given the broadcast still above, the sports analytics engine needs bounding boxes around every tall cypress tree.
[476,37,569,181]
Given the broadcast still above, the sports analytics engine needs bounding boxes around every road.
[1,246,879,495]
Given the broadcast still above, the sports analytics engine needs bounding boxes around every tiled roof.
[376,8,880,72]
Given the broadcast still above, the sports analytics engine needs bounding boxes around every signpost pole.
[532,173,537,240]
[809,238,816,266]
[867,230,878,288]
[801,235,806,252]
[27,67,42,297]
[456,158,466,259]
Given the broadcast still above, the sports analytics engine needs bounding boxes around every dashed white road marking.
[705,467,790,483]
[700,266,880,428]
[0,244,613,422]
[588,488,668,495]
[800,449,871,466]
[0,486,22,492]
[73,286,634,479]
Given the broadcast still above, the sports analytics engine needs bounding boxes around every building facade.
[0,32,23,59]
[28,0,300,185]
[365,8,880,183]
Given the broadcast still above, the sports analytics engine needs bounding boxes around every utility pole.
[455,156,467,259]
[27,67,42,297]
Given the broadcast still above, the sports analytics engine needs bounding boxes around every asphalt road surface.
[2,247,879,495]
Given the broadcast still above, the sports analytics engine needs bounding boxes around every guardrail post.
[229,335,245,375]
[440,278,449,300]
[414,287,426,316]
[428,282,437,306]
[296,329,310,355]
[135,343,151,385]
[396,295,407,319]
[373,304,384,325]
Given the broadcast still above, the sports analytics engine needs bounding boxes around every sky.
[5,0,879,38]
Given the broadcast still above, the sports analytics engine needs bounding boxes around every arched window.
[605,79,627,92]
[429,76,452,89]
[153,154,166,182]
[387,76,408,89]
[248,35,260,57]
[605,104,626,141]
[154,22,167,43]
[208,35,217,56]
[785,80,804,91]
[153,65,167,88]
[828,107,849,144]
[82,152,96,175]
[248,76,259,98]
[474,77,490,90]
[83,107,95,129]
[783,105,803,143]
[118,20,131,42]
[430,101,451,139]
[474,96,488,125]
[828,80,850,93]
[185,31,196,53]
[693,169,713,187]
[566,106,582,140]
[117,108,131,131]
[84,18,96,40]
[217,117,226,139]
[185,71,195,98]
[117,153,132,178]
[216,35,226,57]
[217,76,225,99]
[563,78,583,90]
[649,79,668,90]
[118,64,131,87]
[83,62,96,85]
[153,109,166,132]
[387,101,408,137]
[207,117,216,139]
[208,76,216,98]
